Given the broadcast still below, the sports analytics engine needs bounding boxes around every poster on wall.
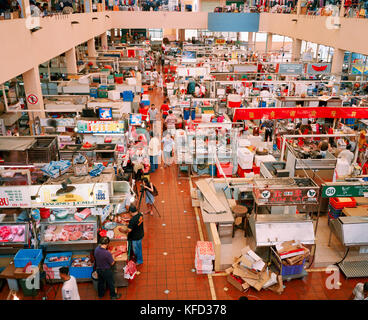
[30,183,110,207]
[182,51,197,63]
[351,62,368,75]
[306,63,331,75]
[76,120,126,134]
[276,63,304,75]
[0,186,31,207]
[40,118,76,127]
[129,113,142,126]
[215,39,226,45]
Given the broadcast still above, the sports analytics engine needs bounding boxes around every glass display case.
[40,215,98,246]
[0,214,30,246]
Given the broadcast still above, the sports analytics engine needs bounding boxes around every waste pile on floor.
[225,246,284,294]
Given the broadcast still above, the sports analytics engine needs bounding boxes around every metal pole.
[2,85,8,113]
[280,135,286,160]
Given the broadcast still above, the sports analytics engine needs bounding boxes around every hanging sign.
[322,184,368,198]
[276,63,304,75]
[0,186,31,207]
[29,183,110,207]
[254,188,318,205]
[306,63,331,75]
[233,107,368,121]
[76,120,126,134]
[351,62,368,75]
[26,94,38,105]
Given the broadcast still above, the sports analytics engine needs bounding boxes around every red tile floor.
[0,86,366,301]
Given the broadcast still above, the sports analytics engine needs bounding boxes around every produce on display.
[0,225,26,242]
[44,224,94,242]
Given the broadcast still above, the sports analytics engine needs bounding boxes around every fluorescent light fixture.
[71,21,80,25]
[92,133,125,136]
[0,165,35,168]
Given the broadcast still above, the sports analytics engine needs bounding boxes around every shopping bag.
[124,242,137,280]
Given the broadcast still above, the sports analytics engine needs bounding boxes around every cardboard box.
[227,274,245,292]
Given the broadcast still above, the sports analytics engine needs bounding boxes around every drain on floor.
[187,236,191,239]
[161,200,165,203]
[162,223,166,227]
[163,252,168,256]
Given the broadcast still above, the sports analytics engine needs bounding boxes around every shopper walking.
[148,104,158,126]
[261,118,274,142]
[160,99,170,120]
[94,237,122,300]
[162,133,175,167]
[148,131,160,173]
[127,205,144,265]
[165,110,177,136]
[60,266,80,300]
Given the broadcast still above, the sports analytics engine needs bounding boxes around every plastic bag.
[123,260,137,280]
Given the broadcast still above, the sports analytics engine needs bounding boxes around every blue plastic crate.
[14,249,43,268]
[281,259,305,276]
[122,91,134,102]
[44,252,72,268]
[69,258,93,279]
[141,100,150,106]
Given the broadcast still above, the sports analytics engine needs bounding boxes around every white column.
[265,33,273,53]
[87,38,97,58]
[291,38,302,62]
[65,47,78,74]
[248,32,254,50]
[101,32,108,51]
[331,47,345,78]
[22,66,45,134]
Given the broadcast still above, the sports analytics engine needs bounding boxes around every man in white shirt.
[148,131,160,172]
[60,266,80,300]
[352,282,368,300]
[162,134,175,167]
[338,144,354,165]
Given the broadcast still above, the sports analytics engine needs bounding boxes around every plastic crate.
[281,259,305,276]
[14,249,43,268]
[44,252,72,268]
[328,204,342,219]
[141,100,150,106]
[216,163,233,178]
[329,197,356,210]
[69,259,93,279]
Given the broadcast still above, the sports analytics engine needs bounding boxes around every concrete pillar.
[248,32,254,50]
[20,0,30,19]
[331,47,345,77]
[65,47,78,74]
[87,38,97,58]
[178,29,185,42]
[101,32,108,51]
[340,0,345,17]
[265,33,273,53]
[84,0,93,13]
[291,38,302,62]
[110,28,115,42]
[297,0,302,15]
[22,66,45,135]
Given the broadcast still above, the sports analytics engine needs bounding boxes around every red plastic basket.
[329,197,356,210]
[216,163,233,178]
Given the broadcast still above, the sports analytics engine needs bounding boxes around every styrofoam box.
[108,90,121,101]
[237,148,254,170]
[254,154,276,167]
[126,78,137,85]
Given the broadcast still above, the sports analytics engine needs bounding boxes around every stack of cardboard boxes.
[226,246,284,294]
[195,241,215,275]
[275,241,310,273]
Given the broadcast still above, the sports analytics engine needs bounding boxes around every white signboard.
[0,186,31,207]
[29,183,110,207]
